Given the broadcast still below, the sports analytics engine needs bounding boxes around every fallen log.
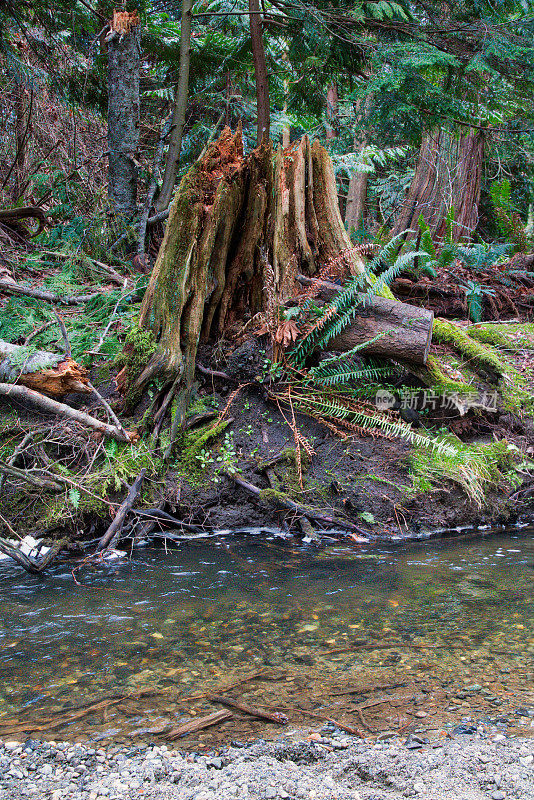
[296,274,433,365]
[210,694,289,724]
[0,207,47,237]
[167,710,233,739]
[0,340,90,397]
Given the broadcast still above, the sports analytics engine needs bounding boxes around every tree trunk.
[122,129,366,400]
[249,0,270,144]
[391,128,484,243]
[156,0,193,213]
[106,10,141,217]
[12,81,28,203]
[345,95,373,235]
[325,84,339,140]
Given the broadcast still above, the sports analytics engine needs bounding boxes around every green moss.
[259,487,292,506]
[433,319,505,378]
[115,322,158,411]
[422,354,479,397]
[177,419,232,481]
[466,322,534,350]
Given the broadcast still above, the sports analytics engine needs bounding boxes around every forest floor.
[0,230,533,547]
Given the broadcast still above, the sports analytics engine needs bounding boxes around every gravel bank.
[1,728,533,800]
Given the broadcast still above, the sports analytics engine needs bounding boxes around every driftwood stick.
[210,694,289,724]
[224,470,368,535]
[96,469,146,552]
[130,507,203,533]
[167,710,233,739]
[0,279,103,305]
[0,537,64,574]
[0,383,132,442]
[87,382,130,439]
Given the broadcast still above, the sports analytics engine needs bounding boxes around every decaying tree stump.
[129,128,367,398]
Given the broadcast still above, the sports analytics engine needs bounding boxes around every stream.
[1,527,534,748]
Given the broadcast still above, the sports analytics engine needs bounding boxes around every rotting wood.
[167,710,233,739]
[0,340,90,398]
[96,469,146,552]
[209,694,289,724]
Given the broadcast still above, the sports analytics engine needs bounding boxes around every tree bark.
[391,128,485,243]
[296,275,433,364]
[123,130,367,400]
[249,0,270,145]
[325,83,339,140]
[156,0,193,213]
[106,10,141,217]
[345,95,373,235]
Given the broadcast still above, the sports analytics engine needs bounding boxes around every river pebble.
[0,731,532,799]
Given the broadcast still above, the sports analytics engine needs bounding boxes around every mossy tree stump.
[121,128,367,410]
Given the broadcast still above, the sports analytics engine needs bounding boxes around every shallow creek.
[0,528,534,749]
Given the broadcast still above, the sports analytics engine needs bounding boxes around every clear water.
[1,528,534,747]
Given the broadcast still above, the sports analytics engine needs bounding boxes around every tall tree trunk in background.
[345,95,372,236]
[249,0,270,144]
[106,10,141,217]
[325,83,339,140]
[391,128,485,243]
[12,81,27,202]
[156,0,193,213]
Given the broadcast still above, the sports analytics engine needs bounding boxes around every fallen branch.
[167,709,233,739]
[39,251,128,286]
[0,537,64,574]
[0,278,104,305]
[0,383,132,442]
[96,470,146,552]
[210,694,288,724]
[0,460,63,491]
[224,471,369,535]
[0,431,34,493]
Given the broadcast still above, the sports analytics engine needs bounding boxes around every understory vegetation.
[0,0,533,563]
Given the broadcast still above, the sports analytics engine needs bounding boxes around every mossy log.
[126,128,368,404]
[297,274,433,364]
[0,340,90,397]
